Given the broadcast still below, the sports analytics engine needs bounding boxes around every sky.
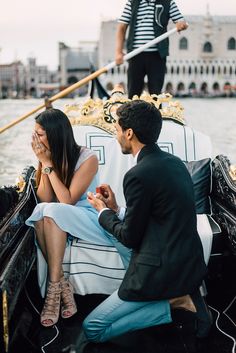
[1,0,236,70]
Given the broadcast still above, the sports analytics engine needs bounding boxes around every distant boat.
[0,80,235,353]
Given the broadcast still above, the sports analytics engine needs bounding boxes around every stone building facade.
[58,41,98,96]
[0,58,58,98]
[0,61,25,98]
[25,58,57,98]
[98,14,236,96]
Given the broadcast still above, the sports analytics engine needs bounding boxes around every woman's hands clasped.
[31,133,52,166]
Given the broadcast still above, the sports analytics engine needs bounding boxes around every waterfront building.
[98,13,236,96]
[25,58,58,98]
[0,58,58,98]
[58,41,98,96]
[0,61,25,98]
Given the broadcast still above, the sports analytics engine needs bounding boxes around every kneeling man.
[84,100,207,343]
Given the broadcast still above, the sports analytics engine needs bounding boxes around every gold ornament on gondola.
[2,290,9,353]
[64,85,185,135]
[229,165,236,182]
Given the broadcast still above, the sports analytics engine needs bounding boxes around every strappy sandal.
[60,276,77,319]
[40,281,61,327]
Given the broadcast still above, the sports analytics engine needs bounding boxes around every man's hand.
[176,21,188,32]
[95,184,119,212]
[87,192,107,212]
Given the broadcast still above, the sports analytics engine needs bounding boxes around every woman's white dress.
[25,147,118,296]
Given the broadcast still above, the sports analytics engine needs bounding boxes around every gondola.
[0,79,236,353]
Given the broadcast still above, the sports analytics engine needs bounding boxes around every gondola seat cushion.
[184,158,212,214]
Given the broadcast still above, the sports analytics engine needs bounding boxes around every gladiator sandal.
[60,276,77,319]
[40,281,61,327]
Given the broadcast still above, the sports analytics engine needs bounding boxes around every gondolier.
[115,0,188,98]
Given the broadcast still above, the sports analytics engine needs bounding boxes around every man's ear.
[126,128,134,140]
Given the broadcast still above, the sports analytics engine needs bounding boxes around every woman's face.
[34,123,50,150]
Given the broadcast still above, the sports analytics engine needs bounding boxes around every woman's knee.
[43,216,55,227]
[34,219,44,232]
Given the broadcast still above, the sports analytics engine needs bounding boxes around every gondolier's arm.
[115,23,128,65]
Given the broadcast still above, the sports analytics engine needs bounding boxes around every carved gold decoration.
[2,290,9,353]
[64,98,116,135]
[135,91,185,124]
[229,165,236,182]
[64,90,185,135]
[15,175,26,193]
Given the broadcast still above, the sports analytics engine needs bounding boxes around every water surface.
[0,97,235,185]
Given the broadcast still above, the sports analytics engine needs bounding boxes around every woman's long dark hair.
[35,108,81,187]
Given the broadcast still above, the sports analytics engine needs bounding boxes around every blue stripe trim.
[68,272,124,280]
[63,261,124,270]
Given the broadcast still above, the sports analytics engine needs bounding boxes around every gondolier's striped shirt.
[119,0,185,52]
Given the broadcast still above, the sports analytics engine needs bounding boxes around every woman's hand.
[87,192,107,212]
[31,133,52,166]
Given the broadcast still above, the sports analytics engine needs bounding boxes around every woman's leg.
[43,216,67,282]
[39,217,67,326]
[83,290,171,343]
[42,216,77,322]
[34,219,47,259]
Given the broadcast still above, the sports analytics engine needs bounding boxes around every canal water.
[0,97,235,185]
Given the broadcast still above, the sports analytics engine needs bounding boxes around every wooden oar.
[0,28,177,134]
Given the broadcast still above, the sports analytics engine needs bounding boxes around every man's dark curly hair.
[116,100,162,144]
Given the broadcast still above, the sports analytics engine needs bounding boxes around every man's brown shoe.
[169,295,197,313]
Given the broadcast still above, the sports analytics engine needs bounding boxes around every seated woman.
[25,108,115,327]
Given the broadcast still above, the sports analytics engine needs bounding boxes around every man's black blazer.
[99,144,207,301]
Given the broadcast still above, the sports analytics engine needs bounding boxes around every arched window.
[183,66,186,74]
[30,87,36,96]
[195,66,198,74]
[223,66,227,75]
[213,82,220,91]
[171,66,174,74]
[229,66,233,75]
[177,82,185,91]
[201,82,208,93]
[212,66,215,75]
[218,66,221,74]
[224,82,231,91]
[106,82,114,91]
[189,82,196,90]
[176,66,180,74]
[165,82,173,93]
[188,66,192,75]
[179,37,188,50]
[67,76,78,85]
[228,37,236,50]
[118,82,125,91]
[200,66,204,75]
[203,42,213,53]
